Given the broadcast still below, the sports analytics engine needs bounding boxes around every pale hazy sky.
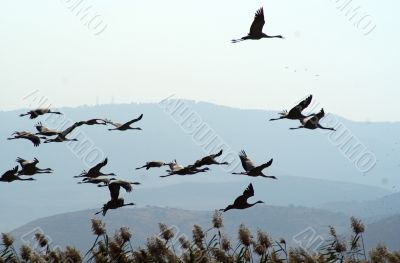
[1,0,398,121]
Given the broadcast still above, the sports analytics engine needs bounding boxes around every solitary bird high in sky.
[220,183,264,212]
[232,7,284,43]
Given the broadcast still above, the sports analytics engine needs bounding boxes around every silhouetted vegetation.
[1,213,399,262]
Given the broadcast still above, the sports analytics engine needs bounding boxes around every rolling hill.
[1,101,399,231]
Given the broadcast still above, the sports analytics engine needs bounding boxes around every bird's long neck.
[264,34,283,38]
[248,201,262,207]
[290,126,304,130]
[222,205,233,212]
[318,124,335,131]
[19,177,35,181]
[269,116,286,121]
[231,36,248,43]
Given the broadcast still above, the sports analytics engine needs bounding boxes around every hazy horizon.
[1,0,399,122]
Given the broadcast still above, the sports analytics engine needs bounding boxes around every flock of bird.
[2,7,336,216]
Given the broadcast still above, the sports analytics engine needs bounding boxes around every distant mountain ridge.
[10,207,400,253]
[320,192,400,220]
[10,206,350,252]
[0,101,399,231]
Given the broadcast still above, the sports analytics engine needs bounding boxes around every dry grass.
[1,214,399,263]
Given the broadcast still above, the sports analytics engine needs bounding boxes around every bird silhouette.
[19,108,62,119]
[35,122,62,137]
[7,131,46,147]
[16,157,53,176]
[290,108,336,131]
[220,183,264,212]
[192,150,229,168]
[270,95,313,121]
[0,166,35,183]
[74,158,116,179]
[78,119,108,126]
[160,160,209,178]
[232,150,276,179]
[95,180,139,216]
[105,114,143,131]
[43,122,83,143]
[232,7,283,43]
[136,161,169,170]
[78,177,116,186]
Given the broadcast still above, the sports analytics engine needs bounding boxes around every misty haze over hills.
[1,101,399,238]
[10,206,400,253]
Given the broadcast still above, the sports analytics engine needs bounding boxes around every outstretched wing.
[61,122,83,137]
[108,183,120,201]
[115,180,133,193]
[293,95,312,112]
[16,157,28,165]
[257,158,273,170]
[35,122,43,132]
[239,150,255,171]
[124,114,143,126]
[249,7,265,36]
[242,183,255,199]
[315,108,325,120]
[1,166,19,178]
[104,119,121,127]
[90,158,108,173]
[212,149,223,158]
[27,134,41,147]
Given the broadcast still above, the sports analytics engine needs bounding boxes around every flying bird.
[192,150,229,168]
[78,177,116,186]
[232,7,284,43]
[220,183,264,212]
[105,114,143,131]
[43,122,83,143]
[16,157,53,176]
[35,122,62,137]
[232,150,276,179]
[19,108,62,119]
[0,166,35,183]
[78,119,108,126]
[136,161,169,170]
[160,160,209,178]
[95,180,139,216]
[290,108,336,131]
[7,131,46,147]
[75,158,116,179]
[270,95,313,121]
